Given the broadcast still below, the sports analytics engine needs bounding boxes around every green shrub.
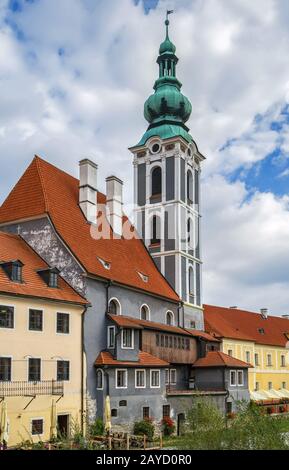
[89,418,105,437]
[133,419,155,441]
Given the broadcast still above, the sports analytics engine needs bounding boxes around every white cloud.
[1,0,289,314]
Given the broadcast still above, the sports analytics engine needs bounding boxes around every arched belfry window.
[187,218,194,251]
[151,167,162,197]
[187,170,193,204]
[166,311,175,326]
[189,267,195,304]
[151,215,161,245]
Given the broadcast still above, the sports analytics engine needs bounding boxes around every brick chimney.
[106,176,123,237]
[79,159,98,224]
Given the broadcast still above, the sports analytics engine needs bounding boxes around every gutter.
[81,304,89,435]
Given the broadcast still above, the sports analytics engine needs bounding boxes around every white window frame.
[170,369,177,385]
[56,359,70,382]
[56,312,70,335]
[281,355,286,367]
[28,357,42,383]
[227,350,233,357]
[28,308,44,333]
[135,369,146,389]
[245,351,250,363]
[96,369,104,390]
[166,311,175,326]
[150,369,161,389]
[267,354,272,367]
[140,304,150,321]
[255,353,259,367]
[115,369,128,389]
[107,326,115,349]
[108,297,122,316]
[0,303,15,330]
[237,370,244,386]
[121,329,134,350]
[230,370,236,387]
[31,417,44,436]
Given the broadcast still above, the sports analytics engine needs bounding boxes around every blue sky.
[1,0,289,315]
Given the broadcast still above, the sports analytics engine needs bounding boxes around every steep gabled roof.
[204,304,289,347]
[193,351,251,369]
[94,350,169,367]
[0,156,179,302]
[0,231,87,305]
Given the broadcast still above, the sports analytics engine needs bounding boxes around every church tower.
[129,14,205,330]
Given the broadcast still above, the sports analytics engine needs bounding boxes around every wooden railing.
[0,380,64,397]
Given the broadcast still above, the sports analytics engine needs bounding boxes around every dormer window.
[0,260,23,283]
[37,267,59,288]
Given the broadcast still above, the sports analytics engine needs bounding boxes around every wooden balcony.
[0,380,64,398]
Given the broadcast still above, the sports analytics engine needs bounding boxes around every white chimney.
[79,159,98,224]
[261,308,268,319]
[106,176,123,237]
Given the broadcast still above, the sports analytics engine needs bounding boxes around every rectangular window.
[116,369,127,389]
[230,370,236,387]
[255,353,259,366]
[281,355,286,367]
[182,338,185,350]
[245,351,250,363]
[267,354,272,367]
[282,382,286,389]
[29,309,43,332]
[0,306,14,329]
[174,337,177,349]
[107,326,115,349]
[165,368,169,385]
[178,338,181,349]
[122,329,134,349]
[186,338,190,351]
[49,272,58,288]
[228,350,233,357]
[161,335,164,347]
[31,419,44,436]
[255,382,260,391]
[237,370,244,386]
[150,370,160,388]
[163,405,171,418]
[135,370,146,388]
[143,407,150,420]
[170,369,177,385]
[268,382,273,390]
[156,334,159,346]
[57,361,70,381]
[57,313,69,334]
[28,358,41,382]
[165,336,169,348]
[0,357,11,381]
[169,336,173,348]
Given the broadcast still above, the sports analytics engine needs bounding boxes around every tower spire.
[165,10,174,39]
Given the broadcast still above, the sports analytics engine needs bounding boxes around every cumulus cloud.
[1,0,289,314]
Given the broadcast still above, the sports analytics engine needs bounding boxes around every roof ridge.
[34,155,50,213]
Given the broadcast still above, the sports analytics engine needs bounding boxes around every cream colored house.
[0,232,87,447]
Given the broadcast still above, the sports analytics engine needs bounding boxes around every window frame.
[115,369,128,389]
[281,355,286,367]
[140,304,150,321]
[170,369,177,385]
[162,404,171,419]
[108,298,121,316]
[143,406,150,420]
[151,166,162,197]
[0,356,12,382]
[28,308,43,332]
[165,368,169,386]
[57,360,70,382]
[150,369,161,389]
[31,418,44,436]
[237,370,244,386]
[230,370,237,387]
[166,311,175,326]
[56,312,70,335]
[245,351,250,363]
[0,304,15,330]
[267,354,272,367]
[121,329,134,350]
[107,326,116,349]
[28,357,41,383]
[135,369,146,389]
[96,369,104,390]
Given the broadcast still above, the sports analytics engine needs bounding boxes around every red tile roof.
[0,232,87,305]
[185,329,221,343]
[94,350,169,367]
[108,314,193,336]
[0,156,179,302]
[204,304,289,347]
[193,351,251,368]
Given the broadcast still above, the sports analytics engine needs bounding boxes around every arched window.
[189,267,195,303]
[96,369,103,390]
[187,170,193,203]
[166,311,175,326]
[187,218,194,251]
[140,305,150,321]
[108,298,121,316]
[151,167,162,197]
[151,215,161,245]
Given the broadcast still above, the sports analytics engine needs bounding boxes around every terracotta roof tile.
[0,232,87,305]
[204,304,289,347]
[0,156,179,302]
[185,329,221,342]
[94,350,169,367]
[108,314,193,336]
[193,351,251,368]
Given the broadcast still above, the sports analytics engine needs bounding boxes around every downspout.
[81,304,89,435]
[178,301,184,328]
[106,280,112,313]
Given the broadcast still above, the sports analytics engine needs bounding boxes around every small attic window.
[37,267,59,288]
[97,257,111,270]
[258,328,265,335]
[0,260,23,283]
[138,272,149,283]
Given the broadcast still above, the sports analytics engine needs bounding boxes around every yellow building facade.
[221,339,289,392]
[0,294,86,447]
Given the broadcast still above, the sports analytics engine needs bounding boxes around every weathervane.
[165,9,174,36]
